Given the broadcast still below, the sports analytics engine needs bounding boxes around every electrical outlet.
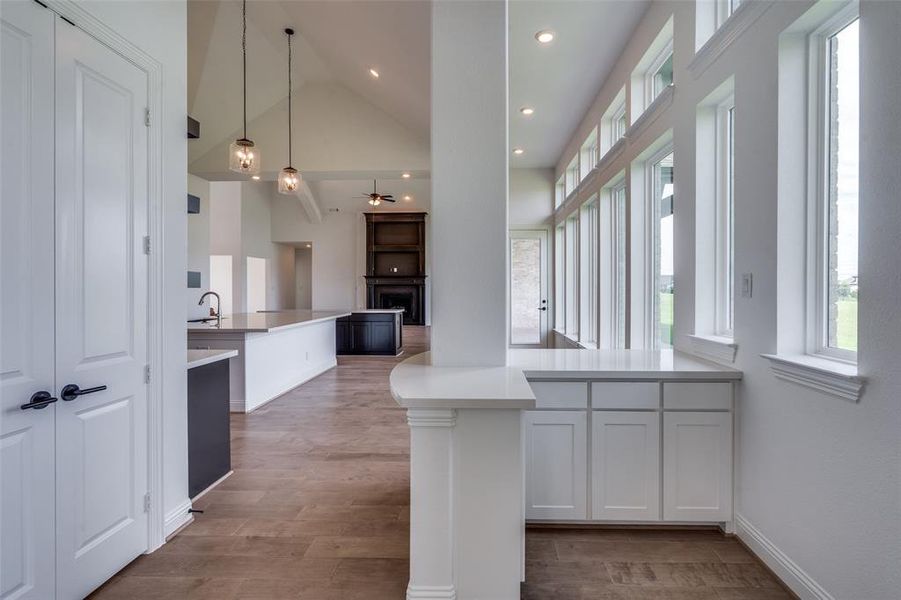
[741,273,753,298]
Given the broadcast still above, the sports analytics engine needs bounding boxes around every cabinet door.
[335,321,351,353]
[592,411,660,521]
[524,411,587,520]
[663,412,733,522]
[369,321,395,353]
[350,322,370,351]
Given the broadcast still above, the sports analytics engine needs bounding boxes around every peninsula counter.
[188,310,350,412]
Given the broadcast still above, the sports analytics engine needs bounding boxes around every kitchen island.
[188,310,350,412]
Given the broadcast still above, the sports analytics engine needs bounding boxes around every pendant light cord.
[287,31,293,167]
[242,0,247,140]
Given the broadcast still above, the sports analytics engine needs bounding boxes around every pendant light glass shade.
[229,139,260,175]
[229,0,261,175]
[278,28,299,195]
[278,167,300,194]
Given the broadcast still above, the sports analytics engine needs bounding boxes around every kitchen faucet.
[198,291,221,328]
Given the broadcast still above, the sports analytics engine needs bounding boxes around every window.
[716,102,735,336]
[579,129,598,180]
[601,87,627,157]
[565,215,579,337]
[651,50,674,98]
[565,157,580,196]
[652,151,675,349]
[717,0,742,28]
[555,225,565,330]
[600,181,628,349]
[555,175,565,209]
[815,15,858,359]
[580,198,599,345]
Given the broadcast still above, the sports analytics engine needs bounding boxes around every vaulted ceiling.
[188,0,648,179]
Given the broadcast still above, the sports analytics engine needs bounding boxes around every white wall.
[76,0,189,540]
[187,174,210,319]
[509,167,554,229]
[549,1,901,597]
[208,180,297,314]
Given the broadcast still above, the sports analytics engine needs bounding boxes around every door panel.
[54,21,149,598]
[524,411,587,520]
[0,3,56,598]
[592,411,660,521]
[509,230,548,348]
[663,412,733,522]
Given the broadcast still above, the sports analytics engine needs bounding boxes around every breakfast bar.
[188,309,351,412]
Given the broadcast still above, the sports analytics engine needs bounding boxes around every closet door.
[54,19,150,599]
[0,3,57,599]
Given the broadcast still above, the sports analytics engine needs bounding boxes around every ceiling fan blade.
[384,197,396,202]
[382,195,394,199]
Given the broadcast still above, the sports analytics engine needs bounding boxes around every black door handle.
[21,391,58,410]
[61,384,107,402]
[537,307,547,311]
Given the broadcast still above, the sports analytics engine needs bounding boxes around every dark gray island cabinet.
[336,309,404,356]
[187,349,237,499]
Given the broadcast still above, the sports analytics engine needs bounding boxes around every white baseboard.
[163,499,194,540]
[406,583,456,600]
[735,513,834,600]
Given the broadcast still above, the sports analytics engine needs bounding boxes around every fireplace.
[368,280,424,325]
[365,213,427,326]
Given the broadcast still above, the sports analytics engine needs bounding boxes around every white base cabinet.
[663,411,733,522]
[592,411,660,521]
[524,379,734,524]
[524,410,587,520]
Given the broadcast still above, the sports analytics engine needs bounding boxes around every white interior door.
[54,20,150,598]
[0,3,56,598]
[509,230,548,348]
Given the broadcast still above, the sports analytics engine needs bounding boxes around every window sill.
[687,334,737,364]
[761,353,864,402]
[596,137,626,177]
[625,84,674,144]
[689,0,773,78]
[577,341,597,350]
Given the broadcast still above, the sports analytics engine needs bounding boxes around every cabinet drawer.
[663,382,732,411]
[591,382,659,410]
[529,382,588,409]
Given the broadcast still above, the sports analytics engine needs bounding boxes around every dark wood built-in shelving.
[364,212,427,325]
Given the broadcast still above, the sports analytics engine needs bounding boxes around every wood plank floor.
[92,326,789,599]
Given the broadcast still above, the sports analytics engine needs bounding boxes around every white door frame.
[509,229,550,348]
[44,0,167,551]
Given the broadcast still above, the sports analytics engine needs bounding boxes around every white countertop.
[350,309,405,314]
[389,352,536,410]
[187,309,351,334]
[187,348,239,370]
[507,349,742,380]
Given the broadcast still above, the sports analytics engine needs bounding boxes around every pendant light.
[229,0,260,175]
[278,28,300,194]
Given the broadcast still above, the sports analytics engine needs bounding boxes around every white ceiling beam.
[296,179,322,224]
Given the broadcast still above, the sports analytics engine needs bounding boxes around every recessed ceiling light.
[401,172,411,179]
[535,30,555,44]
[368,67,380,79]
[520,106,535,116]
[513,147,525,155]
[251,175,261,180]
[403,195,412,201]
[305,243,312,248]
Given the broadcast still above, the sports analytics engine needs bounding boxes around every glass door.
[509,230,549,348]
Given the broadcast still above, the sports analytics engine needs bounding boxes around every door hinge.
[144,364,151,384]
[143,493,151,513]
[143,235,151,255]
[144,108,151,127]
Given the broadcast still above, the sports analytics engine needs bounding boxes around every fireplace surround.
[364,213,427,325]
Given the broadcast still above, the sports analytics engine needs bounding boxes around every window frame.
[716,0,741,29]
[645,41,674,106]
[565,156,580,197]
[807,6,859,363]
[646,145,675,350]
[579,197,599,346]
[555,175,565,209]
[564,215,580,338]
[601,179,628,349]
[714,98,735,337]
[554,225,565,332]
[579,128,599,181]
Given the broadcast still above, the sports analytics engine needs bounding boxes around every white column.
[430,0,509,367]
[406,409,457,600]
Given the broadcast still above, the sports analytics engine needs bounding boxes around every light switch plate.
[741,273,753,298]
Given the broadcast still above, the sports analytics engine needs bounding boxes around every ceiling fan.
[359,179,395,206]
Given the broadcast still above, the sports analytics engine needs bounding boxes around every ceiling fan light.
[229,138,260,175]
[278,167,300,194]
